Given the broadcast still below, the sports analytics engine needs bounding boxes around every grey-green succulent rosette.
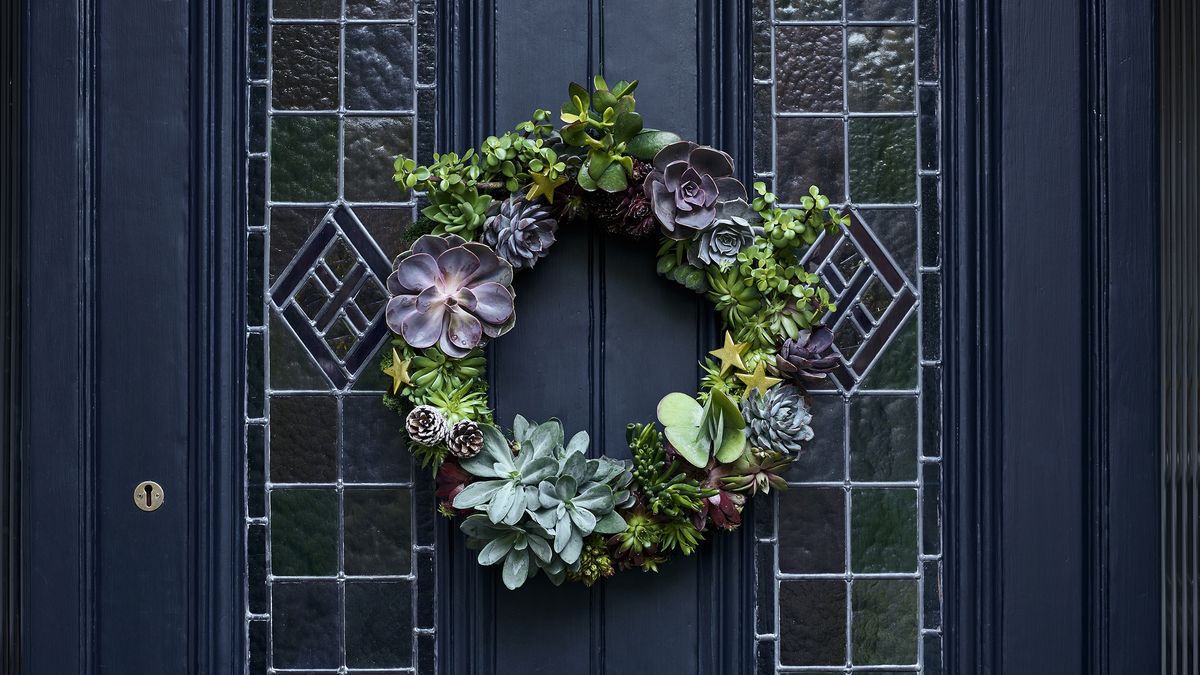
[380,77,845,590]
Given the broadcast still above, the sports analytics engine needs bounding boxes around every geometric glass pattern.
[752,0,945,672]
[268,206,393,389]
[802,210,918,391]
[243,0,439,672]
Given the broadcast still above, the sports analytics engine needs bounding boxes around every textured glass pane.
[919,0,940,79]
[921,175,941,264]
[850,395,917,480]
[757,5,942,669]
[923,560,942,628]
[920,85,939,170]
[345,25,415,111]
[786,395,845,482]
[247,232,265,327]
[779,581,847,666]
[246,0,433,667]
[862,208,917,280]
[271,25,340,110]
[344,489,413,574]
[922,463,941,554]
[248,619,269,671]
[347,0,414,19]
[270,116,338,202]
[273,0,340,18]
[775,26,843,113]
[851,488,917,572]
[249,85,267,153]
[269,311,330,390]
[270,396,338,482]
[779,488,846,573]
[922,365,943,458]
[851,579,919,664]
[272,582,341,668]
[247,424,266,517]
[753,0,771,80]
[346,582,414,667]
[776,0,842,21]
[248,0,268,79]
[777,117,845,203]
[848,28,915,112]
[753,85,773,175]
[847,0,914,20]
[271,489,339,575]
[343,395,412,482]
[858,314,918,390]
[849,117,917,203]
[417,1,437,85]
[247,523,268,613]
[344,116,413,202]
[246,332,264,417]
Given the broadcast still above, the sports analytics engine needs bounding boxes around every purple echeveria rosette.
[385,234,516,358]
[643,140,749,240]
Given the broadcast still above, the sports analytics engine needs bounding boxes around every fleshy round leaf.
[452,480,504,509]
[568,506,597,534]
[478,534,517,566]
[502,550,530,590]
[593,510,628,535]
[657,392,704,427]
[595,162,629,193]
[628,129,683,160]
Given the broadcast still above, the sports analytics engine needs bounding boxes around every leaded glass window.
[243,0,438,671]
[751,0,944,671]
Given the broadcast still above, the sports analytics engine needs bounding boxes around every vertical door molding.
[696,2,754,674]
[21,0,99,670]
[194,0,247,670]
[945,0,1160,672]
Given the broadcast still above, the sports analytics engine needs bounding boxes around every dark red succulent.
[692,462,746,531]
[773,326,839,383]
[435,459,474,517]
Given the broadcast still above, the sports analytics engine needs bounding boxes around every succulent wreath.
[379,76,847,590]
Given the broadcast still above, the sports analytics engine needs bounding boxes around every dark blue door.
[9,0,1164,673]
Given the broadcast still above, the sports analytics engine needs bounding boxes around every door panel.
[479,2,712,672]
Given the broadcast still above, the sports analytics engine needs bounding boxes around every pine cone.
[446,420,484,458]
[406,405,448,447]
[481,195,558,270]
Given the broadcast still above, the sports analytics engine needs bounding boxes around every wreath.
[379,76,846,590]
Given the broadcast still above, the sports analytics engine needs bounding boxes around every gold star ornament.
[383,348,412,394]
[736,362,782,400]
[709,331,749,375]
[525,169,567,204]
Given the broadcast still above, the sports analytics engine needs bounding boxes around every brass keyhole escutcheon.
[134,481,164,512]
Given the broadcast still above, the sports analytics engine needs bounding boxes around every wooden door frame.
[944,0,1160,672]
[6,0,1162,671]
[10,0,244,670]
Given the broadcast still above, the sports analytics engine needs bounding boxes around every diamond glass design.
[243,0,438,672]
[753,0,944,672]
[269,206,392,389]
[802,210,918,392]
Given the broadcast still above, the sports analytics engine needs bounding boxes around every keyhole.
[134,480,163,511]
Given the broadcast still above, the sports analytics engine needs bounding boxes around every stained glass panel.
[753,0,943,671]
[243,0,438,671]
